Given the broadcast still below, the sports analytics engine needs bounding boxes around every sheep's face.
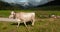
[9,14,14,19]
[9,11,16,19]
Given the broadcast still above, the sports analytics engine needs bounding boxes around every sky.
[1,0,54,7]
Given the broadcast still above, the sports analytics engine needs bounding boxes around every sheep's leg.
[17,22,20,28]
[17,19,21,28]
[32,19,35,26]
[24,21,27,27]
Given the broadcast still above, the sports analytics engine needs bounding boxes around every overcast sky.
[1,0,54,6]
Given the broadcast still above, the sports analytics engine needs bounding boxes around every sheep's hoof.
[32,23,34,26]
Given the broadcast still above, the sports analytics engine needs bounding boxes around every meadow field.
[0,6,60,32]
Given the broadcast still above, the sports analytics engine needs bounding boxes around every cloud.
[1,0,54,7]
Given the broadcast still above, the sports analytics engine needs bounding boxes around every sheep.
[9,11,35,27]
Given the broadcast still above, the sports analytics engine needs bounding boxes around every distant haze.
[0,0,54,7]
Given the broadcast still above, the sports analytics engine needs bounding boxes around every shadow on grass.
[11,21,32,26]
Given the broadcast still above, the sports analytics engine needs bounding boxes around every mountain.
[0,0,60,10]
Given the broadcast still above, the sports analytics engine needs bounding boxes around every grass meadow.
[0,6,60,32]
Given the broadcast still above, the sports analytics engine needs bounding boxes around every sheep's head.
[9,11,16,19]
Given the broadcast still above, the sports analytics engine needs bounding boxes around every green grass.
[0,6,60,32]
[0,18,60,32]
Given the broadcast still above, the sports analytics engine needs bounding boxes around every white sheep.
[9,11,35,27]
